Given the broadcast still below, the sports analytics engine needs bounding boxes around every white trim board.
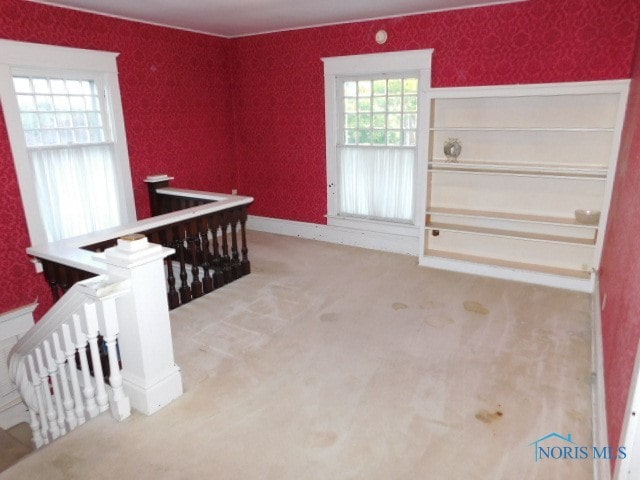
[419,254,594,292]
[247,215,420,256]
[0,303,37,429]
[592,277,611,480]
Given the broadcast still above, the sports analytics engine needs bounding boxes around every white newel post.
[95,234,183,415]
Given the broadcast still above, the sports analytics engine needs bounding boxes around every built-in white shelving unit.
[418,80,629,292]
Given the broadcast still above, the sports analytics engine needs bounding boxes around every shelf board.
[424,249,592,280]
[425,222,596,246]
[426,207,599,229]
[430,126,615,132]
[428,161,607,179]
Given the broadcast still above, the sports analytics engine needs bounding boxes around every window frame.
[322,49,433,236]
[0,40,136,246]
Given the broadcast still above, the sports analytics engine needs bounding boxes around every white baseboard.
[247,215,419,255]
[122,366,183,416]
[592,276,611,480]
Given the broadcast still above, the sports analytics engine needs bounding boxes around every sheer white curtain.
[31,144,122,242]
[338,146,415,221]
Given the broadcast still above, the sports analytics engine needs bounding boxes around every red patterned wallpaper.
[0,2,639,313]
[600,26,640,471]
[0,0,235,317]
[232,0,640,223]
[1,0,640,464]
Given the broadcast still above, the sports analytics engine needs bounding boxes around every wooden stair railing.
[30,176,254,311]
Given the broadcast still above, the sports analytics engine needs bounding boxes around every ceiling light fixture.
[375,30,388,45]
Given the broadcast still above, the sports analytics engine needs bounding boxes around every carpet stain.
[464,300,490,315]
[307,430,338,448]
[425,315,453,328]
[392,302,408,310]
[475,409,504,424]
[320,312,339,322]
[51,453,80,475]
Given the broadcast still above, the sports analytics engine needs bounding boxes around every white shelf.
[420,80,629,291]
[425,222,596,246]
[424,249,592,280]
[425,207,599,229]
[428,161,608,179]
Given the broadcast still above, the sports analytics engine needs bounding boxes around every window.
[323,50,432,238]
[0,40,135,245]
[339,75,419,221]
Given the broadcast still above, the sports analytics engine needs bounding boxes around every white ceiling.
[30,0,525,38]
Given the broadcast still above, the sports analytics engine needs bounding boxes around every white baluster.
[43,339,67,436]
[72,313,98,418]
[61,322,86,425]
[24,356,45,448]
[83,302,108,413]
[34,347,59,441]
[27,407,44,449]
[52,331,78,431]
[97,297,130,420]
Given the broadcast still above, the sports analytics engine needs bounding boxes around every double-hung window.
[339,75,418,221]
[323,50,432,242]
[0,40,135,245]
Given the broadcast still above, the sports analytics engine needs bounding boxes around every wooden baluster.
[98,296,130,420]
[174,227,192,305]
[43,339,67,436]
[34,347,60,441]
[188,220,203,298]
[42,260,61,302]
[72,313,98,418]
[60,323,85,425]
[199,216,213,294]
[220,210,232,284]
[83,302,108,413]
[25,355,47,447]
[240,206,251,276]
[209,213,225,288]
[230,208,241,280]
[52,332,78,431]
[56,264,71,293]
[161,228,180,310]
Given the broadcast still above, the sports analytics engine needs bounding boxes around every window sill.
[326,215,419,237]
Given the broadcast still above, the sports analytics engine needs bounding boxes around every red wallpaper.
[1,0,639,384]
[0,0,639,467]
[0,0,235,317]
[599,26,640,471]
[231,0,640,223]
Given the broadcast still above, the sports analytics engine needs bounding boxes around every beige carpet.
[1,231,593,479]
[0,424,32,472]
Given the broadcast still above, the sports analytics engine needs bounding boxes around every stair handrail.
[8,274,131,448]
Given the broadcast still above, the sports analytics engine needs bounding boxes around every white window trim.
[322,49,433,236]
[0,39,136,246]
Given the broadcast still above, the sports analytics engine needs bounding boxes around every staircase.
[0,423,33,472]
[3,180,252,457]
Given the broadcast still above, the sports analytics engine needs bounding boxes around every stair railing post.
[144,175,174,216]
[94,234,183,415]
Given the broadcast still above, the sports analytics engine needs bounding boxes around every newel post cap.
[144,174,174,183]
[117,233,148,252]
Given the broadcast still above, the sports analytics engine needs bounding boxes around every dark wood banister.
[29,176,253,310]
